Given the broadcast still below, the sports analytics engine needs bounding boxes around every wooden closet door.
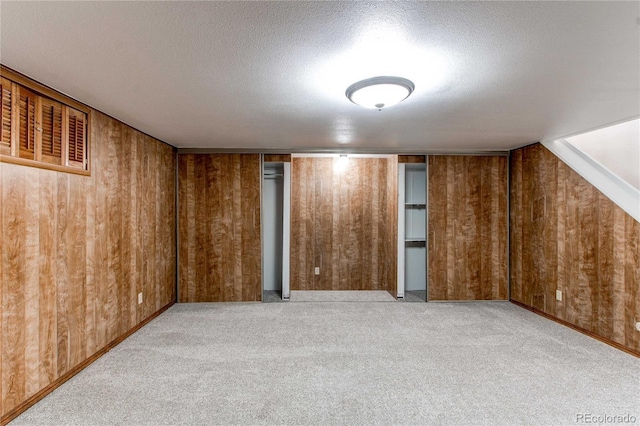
[428,156,508,300]
[178,154,261,302]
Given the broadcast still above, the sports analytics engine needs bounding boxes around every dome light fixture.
[345,76,415,110]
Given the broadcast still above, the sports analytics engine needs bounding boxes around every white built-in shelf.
[405,203,426,207]
[405,238,426,242]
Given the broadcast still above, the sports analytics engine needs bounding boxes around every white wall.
[565,119,639,190]
[263,169,283,292]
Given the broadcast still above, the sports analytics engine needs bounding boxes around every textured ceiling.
[1,1,638,151]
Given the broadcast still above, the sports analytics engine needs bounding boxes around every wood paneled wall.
[1,110,176,420]
[263,154,291,163]
[178,154,261,302]
[428,156,508,300]
[398,155,425,164]
[290,156,398,293]
[510,143,640,353]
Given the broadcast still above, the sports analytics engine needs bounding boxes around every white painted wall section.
[565,119,639,190]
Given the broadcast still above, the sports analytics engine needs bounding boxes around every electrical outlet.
[635,322,640,332]
[555,290,562,301]
[314,267,320,275]
[138,292,143,304]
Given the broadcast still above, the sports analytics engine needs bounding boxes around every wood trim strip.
[179,148,510,156]
[85,111,92,173]
[0,154,90,176]
[510,300,640,358]
[398,155,425,163]
[34,95,42,162]
[61,105,69,166]
[0,301,175,426]
[263,154,291,162]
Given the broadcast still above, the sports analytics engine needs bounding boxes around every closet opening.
[398,162,427,302]
[262,161,290,301]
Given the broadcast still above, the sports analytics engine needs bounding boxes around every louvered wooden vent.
[68,109,85,166]
[18,87,37,160]
[0,77,12,156]
[41,98,63,164]
[0,66,90,174]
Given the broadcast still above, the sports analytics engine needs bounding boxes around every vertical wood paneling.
[23,168,39,396]
[0,161,3,411]
[624,216,639,350]
[370,161,380,291]
[317,158,334,290]
[120,125,134,332]
[398,155,425,164]
[290,156,397,294]
[291,158,317,291]
[1,109,176,419]
[38,170,57,388]
[177,154,261,303]
[428,156,445,300]
[2,166,27,411]
[509,149,523,303]
[445,158,456,299]
[93,113,108,351]
[162,145,176,308]
[263,154,291,163]
[232,155,243,302]
[222,155,235,301]
[597,193,614,338]
[428,156,508,301]
[55,173,70,376]
[509,143,640,353]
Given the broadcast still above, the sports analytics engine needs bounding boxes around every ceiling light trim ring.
[345,76,415,109]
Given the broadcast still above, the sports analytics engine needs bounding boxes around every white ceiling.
[1,1,638,152]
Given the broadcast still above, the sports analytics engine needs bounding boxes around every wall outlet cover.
[138,292,143,304]
[314,267,320,275]
[556,290,562,301]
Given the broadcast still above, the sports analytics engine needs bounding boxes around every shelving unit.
[397,162,427,300]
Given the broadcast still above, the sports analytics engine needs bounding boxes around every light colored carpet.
[11,302,640,426]
[262,290,283,303]
[290,290,396,302]
[402,290,426,302]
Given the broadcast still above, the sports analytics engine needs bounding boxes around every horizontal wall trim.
[178,148,510,156]
[511,300,640,359]
[427,300,510,303]
[542,138,639,222]
[0,155,91,176]
[291,153,396,159]
[0,302,175,426]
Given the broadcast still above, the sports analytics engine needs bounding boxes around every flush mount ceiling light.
[345,76,415,110]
